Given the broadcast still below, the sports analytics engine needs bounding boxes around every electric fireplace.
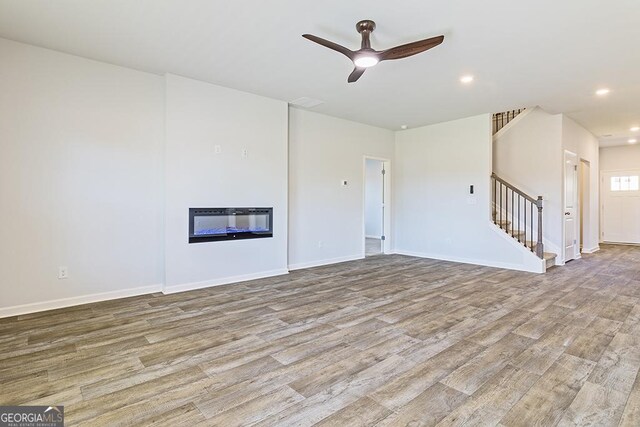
[189,207,273,243]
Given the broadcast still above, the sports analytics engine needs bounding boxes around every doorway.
[564,151,579,262]
[364,157,390,257]
[601,169,640,244]
[579,159,590,252]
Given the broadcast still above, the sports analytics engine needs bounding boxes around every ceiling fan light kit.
[303,19,444,83]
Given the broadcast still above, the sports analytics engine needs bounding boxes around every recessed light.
[595,88,610,96]
[400,125,408,130]
[460,75,474,84]
[629,139,638,144]
[631,126,640,132]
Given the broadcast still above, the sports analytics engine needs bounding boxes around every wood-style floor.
[1,245,640,426]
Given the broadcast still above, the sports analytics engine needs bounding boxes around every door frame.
[579,158,590,252]
[362,156,392,256]
[563,150,580,262]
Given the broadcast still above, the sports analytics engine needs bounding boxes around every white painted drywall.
[395,114,544,272]
[288,108,394,269]
[0,39,165,315]
[365,159,384,238]
[562,116,600,252]
[164,74,288,292]
[600,145,640,171]
[493,107,564,257]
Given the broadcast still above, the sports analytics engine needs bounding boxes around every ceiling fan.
[302,20,444,83]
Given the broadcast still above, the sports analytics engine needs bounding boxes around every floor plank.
[1,244,639,425]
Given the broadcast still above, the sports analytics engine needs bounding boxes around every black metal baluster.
[493,176,496,223]
[500,182,503,230]
[506,187,509,235]
[524,199,527,248]
[517,194,521,242]
[511,190,514,238]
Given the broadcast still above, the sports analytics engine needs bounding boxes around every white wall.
[0,39,165,316]
[562,116,600,252]
[493,107,564,256]
[164,74,288,292]
[365,159,384,238]
[600,145,640,171]
[288,108,394,269]
[2,39,573,317]
[395,114,544,272]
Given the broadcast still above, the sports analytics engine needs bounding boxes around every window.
[611,176,639,191]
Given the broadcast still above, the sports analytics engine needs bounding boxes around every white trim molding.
[0,284,163,319]
[582,246,600,254]
[162,269,289,295]
[393,249,544,274]
[288,254,363,271]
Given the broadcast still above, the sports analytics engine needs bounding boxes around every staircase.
[491,173,557,270]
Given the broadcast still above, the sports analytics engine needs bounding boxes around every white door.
[601,170,640,243]
[564,151,578,261]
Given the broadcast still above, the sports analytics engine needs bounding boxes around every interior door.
[601,170,640,243]
[564,151,578,261]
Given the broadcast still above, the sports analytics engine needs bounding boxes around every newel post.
[536,196,544,258]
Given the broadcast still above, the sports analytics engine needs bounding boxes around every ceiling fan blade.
[302,34,354,60]
[347,67,366,83]
[379,35,444,61]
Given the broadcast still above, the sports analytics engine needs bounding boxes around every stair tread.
[494,221,556,266]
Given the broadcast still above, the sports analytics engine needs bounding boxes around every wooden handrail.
[491,173,538,204]
[491,173,544,259]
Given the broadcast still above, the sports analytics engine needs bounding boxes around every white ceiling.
[1,0,639,146]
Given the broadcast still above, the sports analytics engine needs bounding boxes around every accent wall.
[164,74,288,293]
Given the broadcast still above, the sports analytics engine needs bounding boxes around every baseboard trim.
[288,254,364,271]
[393,249,544,274]
[0,284,163,319]
[162,269,289,295]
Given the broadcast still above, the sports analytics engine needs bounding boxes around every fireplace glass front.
[189,208,273,243]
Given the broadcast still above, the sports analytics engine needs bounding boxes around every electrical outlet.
[58,266,69,279]
[241,148,248,159]
[214,145,222,154]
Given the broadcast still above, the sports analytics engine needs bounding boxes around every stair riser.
[497,223,557,270]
